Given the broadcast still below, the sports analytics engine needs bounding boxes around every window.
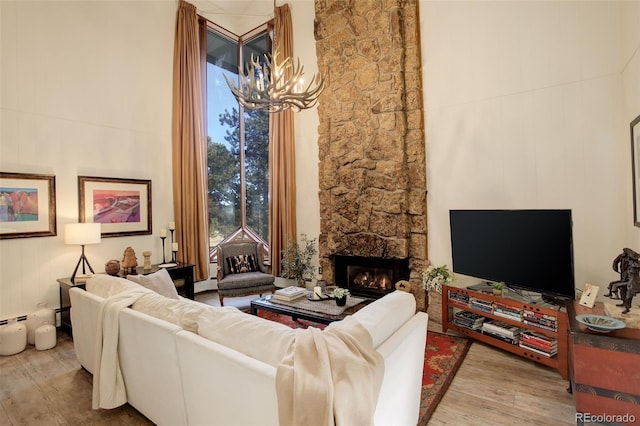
[205,23,271,261]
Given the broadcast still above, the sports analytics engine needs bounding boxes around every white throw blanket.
[275,316,384,426]
[92,287,152,409]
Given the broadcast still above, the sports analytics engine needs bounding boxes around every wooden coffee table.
[250,294,373,325]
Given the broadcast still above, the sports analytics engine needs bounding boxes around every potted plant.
[333,287,350,306]
[492,281,505,296]
[281,234,318,286]
[422,264,453,294]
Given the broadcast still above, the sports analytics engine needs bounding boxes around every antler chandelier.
[224,48,325,113]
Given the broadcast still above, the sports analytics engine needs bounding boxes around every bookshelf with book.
[442,284,568,380]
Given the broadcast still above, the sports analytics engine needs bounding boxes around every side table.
[58,262,195,336]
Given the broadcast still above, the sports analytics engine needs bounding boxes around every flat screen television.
[449,209,575,301]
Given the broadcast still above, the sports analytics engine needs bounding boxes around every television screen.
[449,209,575,300]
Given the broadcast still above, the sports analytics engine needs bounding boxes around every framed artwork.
[79,176,152,237]
[632,114,640,227]
[0,172,56,239]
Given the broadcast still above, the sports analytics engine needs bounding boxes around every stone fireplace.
[314,1,429,311]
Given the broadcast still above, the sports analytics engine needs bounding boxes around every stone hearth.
[314,0,428,311]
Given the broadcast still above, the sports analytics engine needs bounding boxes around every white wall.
[420,1,640,297]
[0,0,177,319]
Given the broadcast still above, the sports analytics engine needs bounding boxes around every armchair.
[216,241,275,306]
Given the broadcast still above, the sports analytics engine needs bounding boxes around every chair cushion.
[217,271,275,291]
[226,254,258,274]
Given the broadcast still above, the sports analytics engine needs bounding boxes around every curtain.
[269,3,297,277]
[171,0,209,281]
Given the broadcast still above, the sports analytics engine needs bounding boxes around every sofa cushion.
[351,290,416,348]
[86,274,141,298]
[226,254,258,274]
[131,292,225,333]
[197,310,295,367]
[127,268,179,300]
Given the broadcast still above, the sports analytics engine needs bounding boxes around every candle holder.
[169,229,175,247]
[160,236,167,264]
[172,249,177,264]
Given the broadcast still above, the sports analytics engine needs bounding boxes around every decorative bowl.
[575,314,626,333]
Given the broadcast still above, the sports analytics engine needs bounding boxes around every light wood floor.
[0,291,578,425]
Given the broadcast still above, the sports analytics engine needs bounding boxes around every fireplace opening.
[333,255,410,298]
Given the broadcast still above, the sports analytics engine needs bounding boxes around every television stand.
[541,293,570,307]
[442,284,568,380]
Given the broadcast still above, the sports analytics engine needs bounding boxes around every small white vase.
[0,318,27,356]
[26,302,55,345]
[35,322,56,351]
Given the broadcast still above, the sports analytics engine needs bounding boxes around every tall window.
[205,23,271,261]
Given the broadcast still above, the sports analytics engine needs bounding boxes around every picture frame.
[0,172,57,239]
[79,176,152,238]
[632,114,640,227]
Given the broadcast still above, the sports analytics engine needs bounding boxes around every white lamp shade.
[64,223,101,245]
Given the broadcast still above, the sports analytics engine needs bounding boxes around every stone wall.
[314,0,429,311]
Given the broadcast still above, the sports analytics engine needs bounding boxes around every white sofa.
[69,275,428,426]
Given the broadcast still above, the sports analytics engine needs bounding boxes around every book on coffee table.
[273,286,307,301]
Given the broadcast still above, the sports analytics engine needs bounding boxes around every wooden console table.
[567,301,640,426]
[58,262,195,335]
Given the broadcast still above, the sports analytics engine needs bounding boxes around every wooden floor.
[0,291,578,425]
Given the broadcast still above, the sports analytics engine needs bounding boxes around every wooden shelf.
[442,285,569,380]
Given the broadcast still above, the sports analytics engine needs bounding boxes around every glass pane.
[206,31,241,248]
[244,108,269,241]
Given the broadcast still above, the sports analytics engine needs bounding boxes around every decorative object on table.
[0,318,27,356]
[631,113,640,226]
[492,281,505,296]
[159,228,167,263]
[316,279,327,292]
[34,321,56,351]
[122,246,138,273]
[281,234,317,286]
[604,247,640,313]
[143,250,152,271]
[105,259,121,275]
[0,172,57,239]
[312,285,323,300]
[273,286,307,302]
[575,314,626,333]
[26,302,55,345]
[333,287,350,306]
[78,176,152,238]
[64,222,101,283]
[578,283,599,308]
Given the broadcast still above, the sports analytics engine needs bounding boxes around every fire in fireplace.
[333,255,410,298]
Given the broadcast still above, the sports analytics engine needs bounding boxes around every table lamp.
[65,223,101,283]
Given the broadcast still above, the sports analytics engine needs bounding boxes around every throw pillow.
[127,268,180,300]
[226,254,258,274]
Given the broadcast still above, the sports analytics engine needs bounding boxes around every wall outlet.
[318,266,323,275]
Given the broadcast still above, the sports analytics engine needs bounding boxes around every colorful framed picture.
[78,176,152,238]
[632,114,640,227]
[0,172,57,239]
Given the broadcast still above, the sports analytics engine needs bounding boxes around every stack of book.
[481,319,523,344]
[453,311,485,330]
[448,291,469,305]
[470,297,493,314]
[519,330,558,357]
[522,309,557,331]
[272,286,307,301]
[492,302,523,322]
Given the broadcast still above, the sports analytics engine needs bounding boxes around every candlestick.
[171,242,178,263]
[160,236,167,263]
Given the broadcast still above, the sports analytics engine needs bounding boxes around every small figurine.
[605,248,640,314]
[122,247,138,274]
[143,251,152,271]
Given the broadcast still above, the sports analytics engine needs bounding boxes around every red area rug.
[257,311,471,424]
